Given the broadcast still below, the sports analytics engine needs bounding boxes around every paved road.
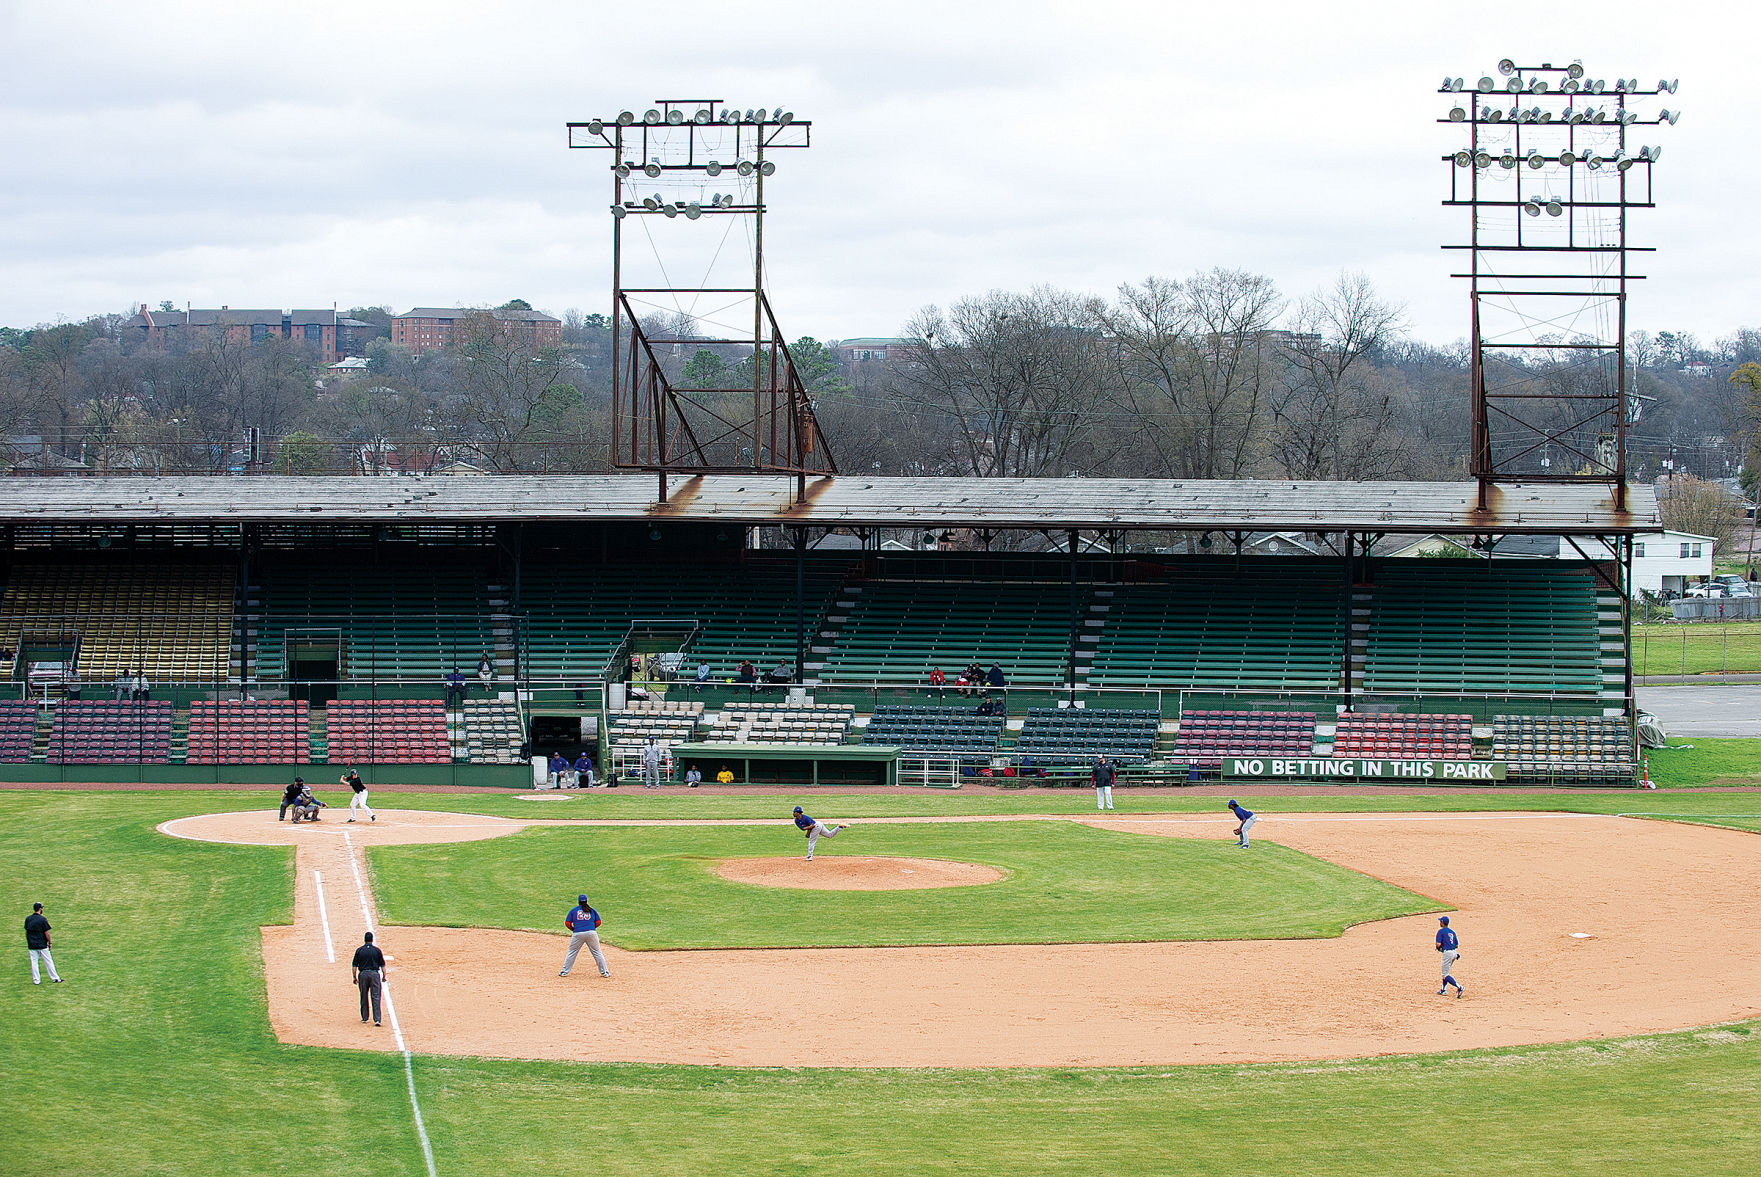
[1636,684,1761,738]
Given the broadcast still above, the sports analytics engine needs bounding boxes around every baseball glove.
[1233,825,1242,837]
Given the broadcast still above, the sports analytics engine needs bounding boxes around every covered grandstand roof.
[0,475,1658,534]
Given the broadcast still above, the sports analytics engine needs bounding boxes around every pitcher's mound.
[715,855,1005,891]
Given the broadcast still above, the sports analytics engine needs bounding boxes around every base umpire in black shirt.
[351,931,386,1026]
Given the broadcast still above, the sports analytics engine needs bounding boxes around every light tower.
[567,101,835,500]
[1440,60,1678,512]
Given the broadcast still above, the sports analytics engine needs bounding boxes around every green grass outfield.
[1635,620,1761,675]
[370,821,1436,949]
[1,788,1758,1176]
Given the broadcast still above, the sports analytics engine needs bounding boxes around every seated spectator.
[695,661,712,691]
[716,764,736,784]
[737,660,757,684]
[133,671,151,702]
[685,765,702,787]
[928,666,946,699]
[987,662,1006,689]
[976,696,995,717]
[477,653,494,693]
[765,660,792,684]
[991,693,1008,719]
[113,672,130,702]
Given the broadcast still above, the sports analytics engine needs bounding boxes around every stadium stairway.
[308,709,328,764]
[1598,587,1626,711]
[29,709,53,763]
[169,709,190,764]
[487,581,518,685]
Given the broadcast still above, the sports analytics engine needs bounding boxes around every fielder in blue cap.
[1226,799,1256,848]
[560,893,608,979]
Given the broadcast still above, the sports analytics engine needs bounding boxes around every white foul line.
[312,870,335,963]
[342,830,438,1177]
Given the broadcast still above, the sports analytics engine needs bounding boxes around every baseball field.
[4,782,1761,1175]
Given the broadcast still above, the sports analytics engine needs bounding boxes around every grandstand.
[0,474,1656,784]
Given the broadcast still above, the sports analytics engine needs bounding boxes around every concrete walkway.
[1636,684,1761,738]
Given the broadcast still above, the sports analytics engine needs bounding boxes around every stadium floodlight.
[1527,150,1546,169]
[1614,78,1629,92]
[759,160,777,176]
[1536,109,1554,123]
[705,160,723,176]
[642,195,660,210]
[737,160,755,176]
[1619,110,1639,125]
[1616,151,1637,172]
[1639,145,1663,162]
[1505,76,1523,92]
[1589,108,1607,124]
[661,202,679,218]
[1523,196,1542,216]
[1531,78,1549,93]
[755,108,768,122]
[1500,150,1518,169]
[1474,150,1492,168]
[611,204,627,218]
[1545,197,1563,216]
[1559,149,1577,165]
[587,119,604,135]
[778,111,795,125]
[1449,105,1467,121]
[1566,109,1585,125]
[693,109,711,125]
[644,161,663,177]
[1568,61,1585,79]
[644,108,662,124]
[1454,149,1473,167]
[743,109,755,121]
[1590,79,1605,93]
[1487,107,1504,122]
[1477,76,1495,91]
[1585,151,1604,170]
[1659,78,1679,93]
[617,110,635,126]
[1562,79,1580,93]
[1498,58,1517,75]
[614,162,632,178]
[1514,107,1532,123]
[685,202,702,219]
[1659,109,1681,125]
[666,109,684,125]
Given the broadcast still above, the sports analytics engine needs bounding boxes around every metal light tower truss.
[567,100,836,499]
[1441,60,1678,511]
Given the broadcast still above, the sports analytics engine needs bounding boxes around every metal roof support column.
[1067,529,1080,700]
[794,527,807,686]
[1341,531,1354,714]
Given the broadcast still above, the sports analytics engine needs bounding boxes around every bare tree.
[1269,271,1409,479]
[1657,474,1745,553]
[1104,268,1283,478]
[894,287,1114,478]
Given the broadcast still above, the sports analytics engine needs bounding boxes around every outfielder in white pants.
[29,948,61,984]
[1092,755,1118,811]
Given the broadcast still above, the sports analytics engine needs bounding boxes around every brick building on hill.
[125,306,375,365]
[390,307,562,352]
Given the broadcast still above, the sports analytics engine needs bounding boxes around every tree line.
[2,274,1758,546]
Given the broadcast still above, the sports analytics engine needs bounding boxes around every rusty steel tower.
[1441,60,1678,511]
[567,100,835,500]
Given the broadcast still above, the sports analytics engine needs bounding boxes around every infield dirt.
[161,808,1761,1068]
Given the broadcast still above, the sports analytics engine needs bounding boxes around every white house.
[1569,530,1714,597]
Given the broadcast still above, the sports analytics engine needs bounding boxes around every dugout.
[670,742,900,787]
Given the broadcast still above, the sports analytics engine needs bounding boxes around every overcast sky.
[1,0,1755,347]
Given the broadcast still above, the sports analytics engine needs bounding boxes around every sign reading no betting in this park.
[1223,758,1507,781]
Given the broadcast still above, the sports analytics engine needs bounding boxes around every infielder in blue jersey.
[792,806,847,861]
[1226,799,1257,848]
[1436,915,1463,997]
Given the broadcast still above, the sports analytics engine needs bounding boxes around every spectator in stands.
[765,660,792,685]
[987,663,1006,690]
[976,696,996,717]
[477,654,494,695]
[572,750,595,788]
[694,661,712,691]
[928,666,946,699]
[132,670,150,702]
[547,752,568,789]
[737,660,757,685]
[716,764,735,784]
[444,669,467,709]
[113,672,129,702]
[965,662,984,696]
[991,692,1008,719]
